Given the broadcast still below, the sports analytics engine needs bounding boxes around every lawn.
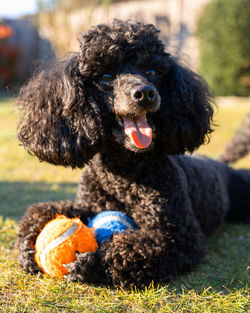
[0,97,249,312]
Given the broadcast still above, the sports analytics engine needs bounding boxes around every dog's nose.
[130,85,156,105]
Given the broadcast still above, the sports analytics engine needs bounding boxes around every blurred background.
[0,0,249,96]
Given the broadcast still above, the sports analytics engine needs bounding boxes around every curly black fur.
[17,20,250,288]
[219,112,250,163]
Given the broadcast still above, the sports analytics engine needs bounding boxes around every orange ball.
[35,215,98,278]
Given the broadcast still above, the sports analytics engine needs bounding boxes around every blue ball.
[88,211,137,245]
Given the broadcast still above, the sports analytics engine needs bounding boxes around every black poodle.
[219,112,250,163]
[17,20,250,288]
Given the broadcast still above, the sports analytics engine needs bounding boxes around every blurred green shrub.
[197,0,250,96]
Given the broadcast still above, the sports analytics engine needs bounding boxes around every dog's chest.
[88,153,181,201]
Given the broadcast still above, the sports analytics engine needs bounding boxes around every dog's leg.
[64,194,206,288]
[18,200,90,274]
[219,112,250,163]
[64,219,205,288]
[102,221,205,288]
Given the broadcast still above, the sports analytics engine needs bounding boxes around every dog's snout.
[130,85,156,105]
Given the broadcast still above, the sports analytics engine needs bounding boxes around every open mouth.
[116,114,153,149]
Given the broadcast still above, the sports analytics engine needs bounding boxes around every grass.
[0,97,249,312]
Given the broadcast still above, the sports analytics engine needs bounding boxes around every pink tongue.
[123,115,152,149]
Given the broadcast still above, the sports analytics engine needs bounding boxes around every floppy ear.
[17,53,103,168]
[155,57,214,154]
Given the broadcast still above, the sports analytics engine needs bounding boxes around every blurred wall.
[38,0,211,70]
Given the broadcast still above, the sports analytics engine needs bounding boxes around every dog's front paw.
[18,238,41,274]
[104,230,163,288]
[64,251,108,284]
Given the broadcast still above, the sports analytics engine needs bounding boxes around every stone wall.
[39,0,211,70]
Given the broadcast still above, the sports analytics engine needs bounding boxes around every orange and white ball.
[35,215,98,278]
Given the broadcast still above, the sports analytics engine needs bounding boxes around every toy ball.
[35,215,98,278]
[88,211,137,245]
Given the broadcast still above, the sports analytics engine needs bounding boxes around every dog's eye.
[102,74,114,82]
[146,70,156,77]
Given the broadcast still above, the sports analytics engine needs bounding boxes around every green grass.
[0,97,249,312]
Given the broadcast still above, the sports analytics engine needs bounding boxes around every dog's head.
[17,20,214,167]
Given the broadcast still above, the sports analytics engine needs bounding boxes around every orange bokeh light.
[0,25,13,39]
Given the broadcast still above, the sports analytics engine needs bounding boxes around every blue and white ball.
[88,211,137,245]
